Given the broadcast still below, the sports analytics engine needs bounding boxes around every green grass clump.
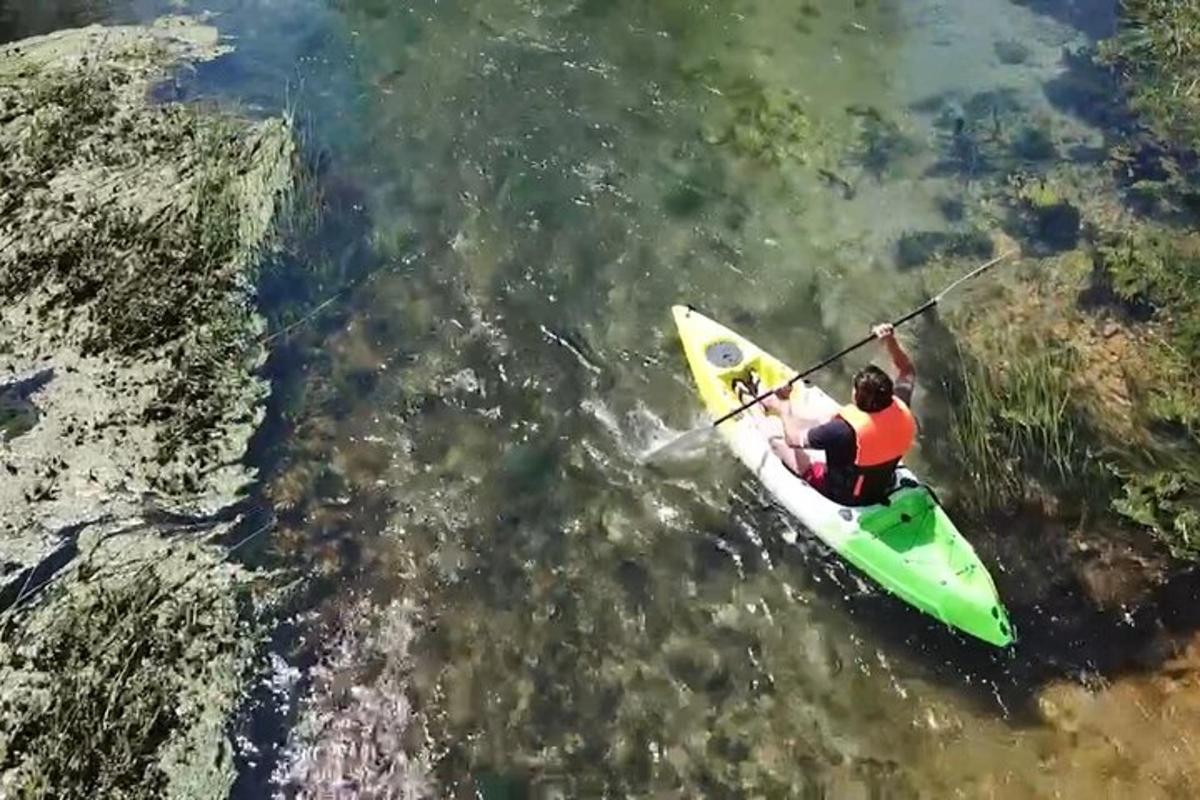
[1110,466,1200,559]
[948,333,1101,513]
[1096,228,1200,366]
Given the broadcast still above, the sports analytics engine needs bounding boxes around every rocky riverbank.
[0,17,292,797]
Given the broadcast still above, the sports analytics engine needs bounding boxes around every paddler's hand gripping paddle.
[709,250,1017,428]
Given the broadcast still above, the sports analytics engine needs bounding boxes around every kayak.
[671,305,1014,648]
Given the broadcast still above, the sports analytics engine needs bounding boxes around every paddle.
[645,250,1016,462]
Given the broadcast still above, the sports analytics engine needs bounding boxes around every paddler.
[758,323,917,505]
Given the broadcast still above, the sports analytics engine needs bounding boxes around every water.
[14,0,1200,796]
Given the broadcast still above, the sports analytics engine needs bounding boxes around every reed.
[948,333,1098,513]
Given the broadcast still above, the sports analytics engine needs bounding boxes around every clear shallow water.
[17,0,1200,797]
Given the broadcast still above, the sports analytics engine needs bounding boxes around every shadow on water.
[1043,47,1130,136]
[1006,0,1118,42]
[0,0,127,44]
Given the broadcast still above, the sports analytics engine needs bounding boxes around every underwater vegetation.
[944,233,1200,559]
[0,43,292,486]
[700,77,822,167]
[896,229,994,269]
[948,329,1097,514]
[0,18,294,799]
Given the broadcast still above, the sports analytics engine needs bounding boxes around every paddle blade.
[639,424,716,464]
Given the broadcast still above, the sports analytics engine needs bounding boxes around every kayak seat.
[856,487,938,554]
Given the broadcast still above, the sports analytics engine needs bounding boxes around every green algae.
[0,23,293,492]
[0,17,296,800]
[0,528,266,800]
[719,81,820,166]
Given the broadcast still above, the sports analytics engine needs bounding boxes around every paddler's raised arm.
[872,323,914,385]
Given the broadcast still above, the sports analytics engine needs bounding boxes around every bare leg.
[759,413,813,477]
[768,435,812,477]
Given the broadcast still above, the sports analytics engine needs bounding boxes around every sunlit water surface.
[13,0,1195,797]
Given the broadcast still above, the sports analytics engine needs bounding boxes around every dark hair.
[853,365,893,412]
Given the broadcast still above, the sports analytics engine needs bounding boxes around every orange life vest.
[835,398,916,500]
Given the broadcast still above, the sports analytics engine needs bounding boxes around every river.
[11,0,1196,797]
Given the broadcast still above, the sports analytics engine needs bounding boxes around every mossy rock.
[994,39,1031,65]
[1012,178,1081,252]
[895,229,994,269]
[1011,126,1058,161]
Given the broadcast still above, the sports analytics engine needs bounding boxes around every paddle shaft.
[710,251,1015,428]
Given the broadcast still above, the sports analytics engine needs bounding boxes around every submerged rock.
[895,228,994,269]
[275,598,433,798]
[1012,176,1081,252]
[993,39,1031,66]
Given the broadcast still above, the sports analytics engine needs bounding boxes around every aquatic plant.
[948,332,1100,513]
[1101,0,1200,145]
[1095,228,1200,365]
[942,242,1200,563]
[0,53,293,483]
[0,532,263,799]
[895,229,994,269]
[1111,467,1200,560]
[1008,174,1081,252]
[701,78,821,167]
[849,111,919,180]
